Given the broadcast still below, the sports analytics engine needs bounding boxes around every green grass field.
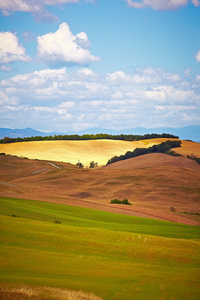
[0,197,200,299]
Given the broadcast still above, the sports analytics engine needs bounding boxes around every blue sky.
[0,0,200,132]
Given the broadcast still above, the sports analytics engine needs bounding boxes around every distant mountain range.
[0,126,199,142]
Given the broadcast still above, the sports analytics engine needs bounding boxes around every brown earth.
[0,152,199,226]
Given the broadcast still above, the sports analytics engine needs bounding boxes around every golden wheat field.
[1,138,197,167]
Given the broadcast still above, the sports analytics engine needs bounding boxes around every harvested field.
[0,153,199,225]
[104,152,200,171]
[0,138,183,167]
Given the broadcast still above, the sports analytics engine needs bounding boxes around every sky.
[0,0,200,133]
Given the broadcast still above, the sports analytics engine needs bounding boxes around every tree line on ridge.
[0,133,178,144]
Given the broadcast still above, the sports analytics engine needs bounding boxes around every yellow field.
[0,138,199,166]
[173,140,200,158]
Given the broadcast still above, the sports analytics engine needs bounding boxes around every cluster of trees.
[110,199,132,205]
[106,140,182,165]
[0,133,179,144]
[76,161,98,168]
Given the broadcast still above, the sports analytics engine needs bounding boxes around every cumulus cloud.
[195,50,200,62]
[0,0,81,22]
[36,23,100,67]
[126,0,191,10]
[0,31,31,64]
[106,68,181,85]
[0,66,200,131]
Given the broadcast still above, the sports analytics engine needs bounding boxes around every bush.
[110,199,119,204]
[76,161,84,168]
[166,150,182,156]
[110,199,132,205]
[121,199,131,205]
[89,161,98,168]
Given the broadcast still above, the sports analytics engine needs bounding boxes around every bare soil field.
[0,151,199,226]
[0,138,192,167]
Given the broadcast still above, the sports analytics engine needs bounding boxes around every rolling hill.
[1,138,200,299]
[0,150,199,226]
[0,138,199,167]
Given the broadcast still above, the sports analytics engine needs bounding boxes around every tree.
[89,161,98,168]
[76,161,84,168]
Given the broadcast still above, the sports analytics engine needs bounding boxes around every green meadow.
[0,197,200,299]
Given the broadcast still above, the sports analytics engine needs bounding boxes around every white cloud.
[0,31,31,64]
[126,0,190,10]
[36,23,100,67]
[195,50,200,62]
[106,68,180,85]
[0,0,81,22]
[1,68,66,88]
[1,66,200,131]
[144,85,199,103]
[0,65,14,72]
[0,90,18,105]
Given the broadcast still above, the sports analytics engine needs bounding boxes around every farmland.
[2,138,198,167]
[0,138,200,299]
[0,197,200,300]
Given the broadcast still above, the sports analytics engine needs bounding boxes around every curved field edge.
[1,138,199,167]
[0,197,200,300]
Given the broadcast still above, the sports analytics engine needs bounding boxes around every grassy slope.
[1,138,195,167]
[0,197,200,300]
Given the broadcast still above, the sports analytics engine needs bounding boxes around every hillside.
[104,152,200,171]
[0,138,199,167]
[0,153,199,225]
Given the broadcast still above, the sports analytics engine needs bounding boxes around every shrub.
[76,161,84,168]
[110,199,119,204]
[121,199,131,205]
[89,161,98,168]
[166,150,182,156]
[110,199,132,205]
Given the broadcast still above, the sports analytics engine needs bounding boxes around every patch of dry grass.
[0,138,177,167]
[0,285,102,300]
